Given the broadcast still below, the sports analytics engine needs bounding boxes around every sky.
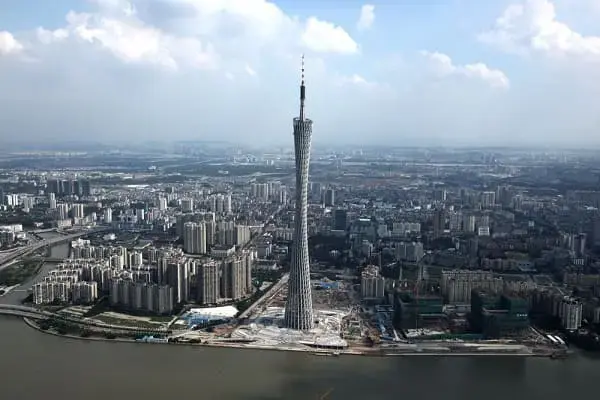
[1,0,600,148]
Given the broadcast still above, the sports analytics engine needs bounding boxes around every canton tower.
[284,56,315,331]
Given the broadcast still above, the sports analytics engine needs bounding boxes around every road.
[0,304,168,333]
[238,273,288,320]
[0,227,108,270]
[239,205,283,254]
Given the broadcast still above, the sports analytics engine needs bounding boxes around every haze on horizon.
[1,0,600,148]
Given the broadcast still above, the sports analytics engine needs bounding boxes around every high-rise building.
[433,188,447,202]
[197,260,220,305]
[104,207,112,224]
[158,197,168,211]
[481,191,496,208]
[48,193,57,209]
[72,203,85,219]
[221,256,248,300]
[57,203,69,220]
[235,224,251,247]
[183,222,207,255]
[167,261,189,304]
[224,193,232,214]
[181,198,194,213]
[432,209,445,239]
[361,265,385,299]
[571,233,586,258]
[324,188,335,206]
[333,209,347,231]
[284,57,314,331]
[463,214,476,233]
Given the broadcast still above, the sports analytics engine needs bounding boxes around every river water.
[1,244,599,399]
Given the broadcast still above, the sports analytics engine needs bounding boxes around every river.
[0,243,70,306]
[0,244,598,399]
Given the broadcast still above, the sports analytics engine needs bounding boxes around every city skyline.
[1,0,600,147]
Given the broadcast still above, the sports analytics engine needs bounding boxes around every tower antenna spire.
[300,54,306,121]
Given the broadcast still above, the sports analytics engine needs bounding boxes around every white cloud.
[36,28,70,45]
[130,0,358,56]
[421,50,510,89]
[357,5,375,31]
[0,31,23,55]
[61,9,218,70]
[23,0,357,69]
[6,0,599,148]
[302,17,359,54]
[479,0,600,59]
[245,64,256,76]
[335,73,371,88]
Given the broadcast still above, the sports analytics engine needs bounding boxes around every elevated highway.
[0,304,168,334]
[0,310,49,319]
[0,305,57,319]
[0,227,109,269]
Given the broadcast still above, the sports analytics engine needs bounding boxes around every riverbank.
[22,317,561,358]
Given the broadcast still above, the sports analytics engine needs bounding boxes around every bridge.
[0,304,169,334]
[0,227,109,269]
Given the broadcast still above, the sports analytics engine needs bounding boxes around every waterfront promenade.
[20,315,559,358]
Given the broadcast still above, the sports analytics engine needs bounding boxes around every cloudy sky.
[1,0,600,148]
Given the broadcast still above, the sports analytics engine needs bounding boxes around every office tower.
[46,179,59,195]
[80,179,92,196]
[433,188,447,202]
[63,179,75,195]
[284,57,314,331]
[333,209,347,231]
[432,209,445,239]
[324,188,335,206]
[571,233,586,258]
[309,182,321,202]
[496,185,512,207]
[593,215,600,247]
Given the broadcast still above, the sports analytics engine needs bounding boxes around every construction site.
[160,273,568,357]
[228,278,358,350]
